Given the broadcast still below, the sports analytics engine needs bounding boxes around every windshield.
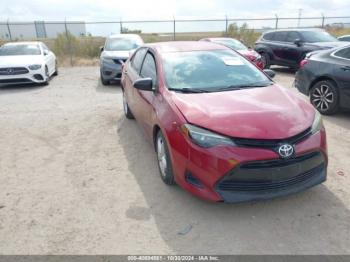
[0,44,41,56]
[162,50,272,92]
[211,39,248,50]
[105,38,142,51]
[301,31,338,43]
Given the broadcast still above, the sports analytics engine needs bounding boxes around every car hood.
[101,50,134,59]
[171,85,315,139]
[307,41,348,49]
[0,55,43,67]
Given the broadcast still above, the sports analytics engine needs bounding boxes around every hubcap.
[261,54,267,68]
[157,136,167,178]
[312,84,334,111]
[123,93,128,115]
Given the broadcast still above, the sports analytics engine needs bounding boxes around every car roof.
[263,28,325,34]
[3,41,43,46]
[108,34,142,39]
[202,37,239,41]
[145,41,229,53]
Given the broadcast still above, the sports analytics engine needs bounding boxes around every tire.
[100,71,110,86]
[53,60,58,76]
[260,52,270,69]
[310,80,339,115]
[156,130,175,185]
[123,91,134,119]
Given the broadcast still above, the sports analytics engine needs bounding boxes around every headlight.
[311,111,323,134]
[181,124,236,148]
[28,64,42,70]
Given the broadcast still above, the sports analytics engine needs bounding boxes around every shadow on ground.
[95,80,122,94]
[117,116,350,254]
[0,83,46,95]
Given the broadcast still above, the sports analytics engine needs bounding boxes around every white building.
[0,21,86,40]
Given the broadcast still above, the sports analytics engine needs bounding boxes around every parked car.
[121,41,327,203]
[295,45,350,115]
[0,41,57,86]
[254,29,347,69]
[338,35,350,42]
[100,34,144,85]
[200,37,264,69]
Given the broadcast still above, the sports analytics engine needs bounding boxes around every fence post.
[173,17,176,41]
[64,20,73,66]
[120,19,123,34]
[321,14,325,28]
[225,15,228,36]
[275,14,279,29]
[7,20,12,40]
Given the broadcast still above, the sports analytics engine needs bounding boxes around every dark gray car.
[100,34,143,85]
[295,45,350,114]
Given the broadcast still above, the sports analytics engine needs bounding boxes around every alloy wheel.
[311,84,334,111]
[156,135,167,178]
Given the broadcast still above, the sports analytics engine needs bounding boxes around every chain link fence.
[1,15,349,65]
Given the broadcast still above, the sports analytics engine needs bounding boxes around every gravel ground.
[0,66,349,255]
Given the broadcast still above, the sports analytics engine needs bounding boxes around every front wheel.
[53,60,58,76]
[123,91,134,119]
[310,80,339,115]
[42,66,49,85]
[156,131,175,185]
[100,71,110,86]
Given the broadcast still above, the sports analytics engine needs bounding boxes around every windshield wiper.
[217,82,273,92]
[168,87,210,93]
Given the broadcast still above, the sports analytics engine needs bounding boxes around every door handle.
[341,66,350,71]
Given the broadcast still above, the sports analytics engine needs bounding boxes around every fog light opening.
[185,171,203,188]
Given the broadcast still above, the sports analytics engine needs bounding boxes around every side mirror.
[133,78,153,91]
[43,50,49,56]
[294,39,302,47]
[100,46,104,52]
[263,69,275,78]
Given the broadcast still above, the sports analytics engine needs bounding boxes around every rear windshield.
[211,39,248,50]
[0,44,41,56]
[105,38,142,51]
[301,31,337,43]
[162,49,271,92]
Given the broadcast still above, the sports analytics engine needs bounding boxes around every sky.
[1,0,350,35]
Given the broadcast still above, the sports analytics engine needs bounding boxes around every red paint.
[121,41,328,202]
[238,49,264,69]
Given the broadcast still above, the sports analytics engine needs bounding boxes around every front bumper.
[215,151,326,202]
[0,68,46,85]
[100,60,124,81]
[170,128,327,202]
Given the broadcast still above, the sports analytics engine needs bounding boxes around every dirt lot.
[0,67,349,255]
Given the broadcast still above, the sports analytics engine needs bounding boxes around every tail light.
[300,59,308,68]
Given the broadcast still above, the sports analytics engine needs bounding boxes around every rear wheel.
[156,131,175,185]
[310,80,339,115]
[260,52,270,69]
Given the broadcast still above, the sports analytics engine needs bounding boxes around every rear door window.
[286,32,300,43]
[334,47,350,60]
[131,48,147,73]
[274,31,288,42]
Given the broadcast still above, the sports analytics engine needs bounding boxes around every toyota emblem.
[278,144,294,158]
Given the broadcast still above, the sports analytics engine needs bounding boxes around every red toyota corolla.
[121,41,327,203]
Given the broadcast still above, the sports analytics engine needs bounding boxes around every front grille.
[216,151,325,192]
[113,59,127,64]
[0,67,29,75]
[217,164,324,191]
[232,127,312,148]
